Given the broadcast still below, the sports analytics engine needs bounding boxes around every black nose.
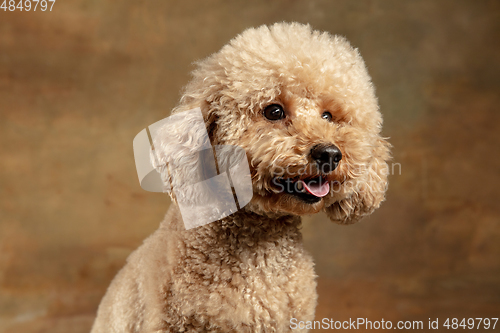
[310,144,342,174]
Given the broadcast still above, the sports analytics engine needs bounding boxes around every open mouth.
[274,176,330,204]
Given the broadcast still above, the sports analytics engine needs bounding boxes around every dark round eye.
[263,104,285,121]
[321,111,333,122]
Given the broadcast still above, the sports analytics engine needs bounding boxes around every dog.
[91,22,390,333]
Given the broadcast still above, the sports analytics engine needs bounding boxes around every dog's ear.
[149,105,219,196]
[325,137,391,224]
[174,102,220,143]
[151,105,253,229]
[205,108,219,145]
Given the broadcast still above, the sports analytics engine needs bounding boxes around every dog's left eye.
[321,111,333,122]
[263,104,285,121]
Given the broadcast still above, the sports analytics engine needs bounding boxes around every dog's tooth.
[296,181,304,191]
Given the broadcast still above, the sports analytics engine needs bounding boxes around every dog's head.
[166,22,390,224]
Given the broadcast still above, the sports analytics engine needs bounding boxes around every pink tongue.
[301,179,330,197]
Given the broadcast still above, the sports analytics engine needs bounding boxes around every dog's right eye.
[263,104,285,121]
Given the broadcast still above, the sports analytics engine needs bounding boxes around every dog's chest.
[165,235,317,332]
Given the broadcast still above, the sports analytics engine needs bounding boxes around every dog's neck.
[217,208,302,245]
[164,205,304,256]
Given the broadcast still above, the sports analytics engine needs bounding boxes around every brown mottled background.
[1,1,499,332]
